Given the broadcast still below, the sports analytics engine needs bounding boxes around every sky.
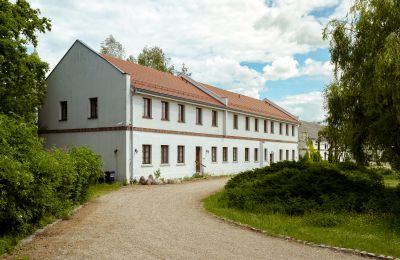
[29,0,352,122]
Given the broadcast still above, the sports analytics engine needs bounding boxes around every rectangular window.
[196,107,202,125]
[245,148,249,162]
[292,150,295,161]
[143,98,152,118]
[212,110,218,127]
[245,117,250,130]
[161,145,169,164]
[177,145,185,163]
[264,120,267,133]
[286,124,289,136]
[89,97,98,119]
[233,147,238,162]
[270,121,274,134]
[211,146,217,162]
[286,150,289,160]
[292,125,295,136]
[161,101,169,120]
[264,148,268,161]
[254,148,259,162]
[254,118,259,132]
[178,104,185,122]
[279,123,283,135]
[60,101,67,121]
[223,147,228,162]
[279,149,283,161]
[142,145,151,164]
[233,114,238,129]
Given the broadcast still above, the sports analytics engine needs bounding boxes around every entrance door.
[195,146,201,173]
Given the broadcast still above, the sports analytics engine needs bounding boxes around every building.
[39,40,299,181]
[298,120,329,160]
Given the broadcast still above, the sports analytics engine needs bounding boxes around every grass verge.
[203,191,400,257]
[0,182,123,256]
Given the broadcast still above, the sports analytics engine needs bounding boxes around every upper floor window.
[245,117,250,131]
[254,118,259,132]
[143,98,152,118]
[161,145,169,164]
[279,123,283,135]
[264,120,267,133]
[254,148,259,162]
[233,147,238,162]
[60,101,67,121]
[178,104,185,122]
[161,101,169,120]
[211,146,217,162]
[223,147,228,162]
[270,121,274,134]
[196,107,202,125]
[142,145,152,164]
[233,114,238,129]
[177,145,185,163]
[292,125,295,136]
[212,110,218,127]
[89,97,98,119]
[286,124,289,136]
[245,148,249,162]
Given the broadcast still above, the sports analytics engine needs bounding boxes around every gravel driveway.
[8,177,363,259]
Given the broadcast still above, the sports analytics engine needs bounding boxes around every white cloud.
[263,56,299,80]
[275,91,325,121]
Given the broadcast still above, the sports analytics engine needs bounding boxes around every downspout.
[130,85,135,182]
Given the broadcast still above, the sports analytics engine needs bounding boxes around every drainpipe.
[130,85,135,182]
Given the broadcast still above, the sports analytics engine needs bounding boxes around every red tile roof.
[101,54,298,123]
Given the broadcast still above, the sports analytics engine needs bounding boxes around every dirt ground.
[6,178,363,259]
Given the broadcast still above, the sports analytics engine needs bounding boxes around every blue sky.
[30,0,351,122]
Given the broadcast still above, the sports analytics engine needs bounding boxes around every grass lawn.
[203,191,400,258]
[86,182,124,201]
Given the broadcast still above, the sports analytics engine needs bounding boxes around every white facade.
[39,40,299,181]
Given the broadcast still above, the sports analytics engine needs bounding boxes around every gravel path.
[8,178,363,259]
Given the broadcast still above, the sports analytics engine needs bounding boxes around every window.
[270,121,274,134]
[196,107,202,125]
[286,124,289,136]
[264,148,268,161]
[178,104,185,122]
[89,97,98,119]
[254,118,259,132]
[223,147,228,162]
[60,101,67,121]
[286,150,289,160]
[254,148,259,162]
[143,98,152,118]
[211,147,217,162]
[212,110,218,127]
[161,101,169,120]
[245,117,250,130]
[264,120,268,133]
[279,123,283,135]
[292,150,295,161]
[142,145,151,164]
[270,153,274,163]
[292,125,295,136]
[161,145,169,164]
[177,145,185,163]
[279,149,283,161]
[245,148,249,162]
[233,114,238,129]
[233,147,238,162]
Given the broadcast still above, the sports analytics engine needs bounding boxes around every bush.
[222,161,400,215]
[0,115,104,238]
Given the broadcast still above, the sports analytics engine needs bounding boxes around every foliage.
[303,138,322,162]
[137,46,175,73]
[323,0,400,168]
[154,168,161,179]
[0,115,104,239]
[126,54,136,63]
[178,63,191,76]
[100,35,126,59]
[0,0,51,122]
[222,161,400,215]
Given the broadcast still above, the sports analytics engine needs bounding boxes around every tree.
[0,0,51,122]
[137,46,175,73]
[126,55,137,63]
[100,35,125,59]
[323,0,400,168]
[304,138,322,162]
[177,63,191,76]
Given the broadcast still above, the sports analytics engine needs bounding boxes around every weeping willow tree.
[323,0,400,169]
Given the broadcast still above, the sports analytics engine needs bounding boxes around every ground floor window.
[142,145,151,164]
[292,150,295,161]
[223,147,228,162]
[212,146,217,162]
[264,148,268,161]
[279,149,283,161]
[254,148,258,162]
[161,145,169,164]
[245,148,249,162]
[286,150,289,160]
[233,147,238,162]
[177,145,185,163]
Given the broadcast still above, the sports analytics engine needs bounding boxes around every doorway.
[195,146,202,173]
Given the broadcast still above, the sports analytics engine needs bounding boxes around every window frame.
[254,148,258,162]
[254,118,259,132]
[212,110,218,127]
[178,104,185,123]
[142,145,152,164]
[292,125,295,136]
[264,120,267,133]
[245,117,250,131]
[88,97,98,119]
[60,101,68,121]
[211,146,217,162]
[177,145,185,163]
[233,114,238,129]
[233,147,238,162]
[245,148,249,162]
[286,150,289,160]
[279,149,283,161]
[196,107,202,125]
[161,145,169,164]
[222,147,228,162]
[161,101,169,121]
[143,98,152,119]
[279,122,283,135]
[270,121,274,134]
